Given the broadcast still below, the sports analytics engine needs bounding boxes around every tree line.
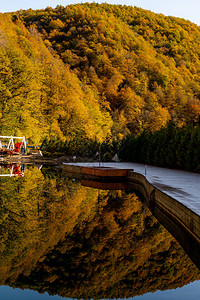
[119,121,200,172]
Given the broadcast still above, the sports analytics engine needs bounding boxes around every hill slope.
[1,3,200,143]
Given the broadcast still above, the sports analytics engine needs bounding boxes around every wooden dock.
[81,166,132,177]
[62,163,133,189]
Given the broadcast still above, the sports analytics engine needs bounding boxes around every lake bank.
[1,153,95,165]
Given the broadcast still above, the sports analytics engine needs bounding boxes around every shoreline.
[0,154,96,165]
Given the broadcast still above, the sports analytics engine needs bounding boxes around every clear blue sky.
[0,0,200,25]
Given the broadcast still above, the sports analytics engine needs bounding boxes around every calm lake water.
[0,164,200,299]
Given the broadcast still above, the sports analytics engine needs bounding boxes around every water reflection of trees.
[0,166,199,298]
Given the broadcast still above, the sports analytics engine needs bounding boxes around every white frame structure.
[0,135,26,150]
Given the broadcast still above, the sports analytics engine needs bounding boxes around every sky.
[0,0,200,25]
[1,280,200,300]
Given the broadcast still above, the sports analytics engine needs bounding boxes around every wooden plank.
[81,166,133,177]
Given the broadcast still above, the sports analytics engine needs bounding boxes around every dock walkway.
[64,162,200,216]
[63,161,200,270]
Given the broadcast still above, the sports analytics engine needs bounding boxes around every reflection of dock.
[150,199,200,271]
[0,164,25,177]
[81,179,127,190]
[63,162,200,270]
[128,171,200,271]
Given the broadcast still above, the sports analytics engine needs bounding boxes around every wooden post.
[11,136,14,150]
[99,144,101,167]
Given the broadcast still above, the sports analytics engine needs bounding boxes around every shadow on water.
[151,203,200,272]
[0,164,200,299]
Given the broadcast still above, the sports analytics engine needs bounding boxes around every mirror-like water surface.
[0,164,200,299]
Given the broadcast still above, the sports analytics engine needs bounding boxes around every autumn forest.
[1,4,200,298]
[0,3,200,160]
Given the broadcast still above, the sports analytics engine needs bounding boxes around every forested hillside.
[120,122,200,171]
[1,3,200,144]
